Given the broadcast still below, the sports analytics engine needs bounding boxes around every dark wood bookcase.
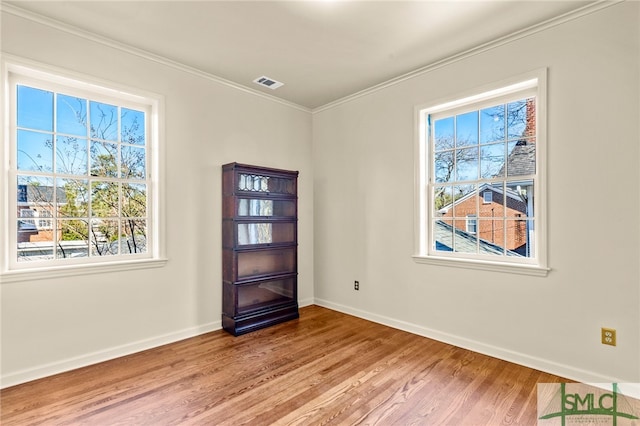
[221,162,299,335]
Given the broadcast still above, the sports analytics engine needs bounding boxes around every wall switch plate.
[354,280,359,291]
[601,328,616,346]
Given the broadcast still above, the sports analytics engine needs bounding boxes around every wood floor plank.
[1,305,569,425]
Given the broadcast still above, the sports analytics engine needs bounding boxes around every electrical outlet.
[601,328,616,346]
[354,280,359,291]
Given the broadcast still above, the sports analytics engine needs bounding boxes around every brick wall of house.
[441,192,528,252]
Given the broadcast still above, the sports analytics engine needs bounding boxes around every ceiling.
[5,1,594,110]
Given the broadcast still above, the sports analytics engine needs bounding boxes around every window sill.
[0,258,169,284]
[412,255,549,277]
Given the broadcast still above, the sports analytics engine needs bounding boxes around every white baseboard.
[3,299,624,389]
[298,297,315,308]
[313,298,625,384]
[1,321,221,389]
[2,299,316,388]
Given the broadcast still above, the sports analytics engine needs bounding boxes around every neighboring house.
[17,184,67,243]
[438,184,528,255]
[434,220,522,257]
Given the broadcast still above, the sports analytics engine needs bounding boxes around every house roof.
[434,220,522,257]
[499,139,536,177]
[17,185,67,204]
[438,183,526,215]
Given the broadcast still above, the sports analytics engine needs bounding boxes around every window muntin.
[421,80,541,265]
[5,65,160,272]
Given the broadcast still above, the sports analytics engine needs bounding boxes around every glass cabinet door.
[237,222,295,246]
[235,277,296,315]
[238,199,296,217]
[237,247,296,279]
[237,173,295,195]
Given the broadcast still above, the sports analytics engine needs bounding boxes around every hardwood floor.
[1,305,567,425]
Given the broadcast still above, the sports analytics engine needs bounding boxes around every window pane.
[36,206,54,230]
[504,182,533,257]
[57,94,87,136]
[122,183,147,217]
[452,184,476,218]
[91,181,119,217]
[17,86,53,131]
[455,147,478,181]
[16,177,55,261]
[434,151,454,183]
[120,219,147,254]
[434,116,454,152]
[507,219,534,257]
[91,219,119,256]
[506,180,533,219]
[456,111,478,147]
[506,139,535,177]
[121,146,146,179]
[479,183,504,218]
[17,219,36,248]
[57,179,88,217]
[433,186,453,215]
[17,175,55,206]
[480,143,505,179]
[507,99,528,139]
[480,105,505,144]
[55,136,88,175]
[17,230,54,262]
[90,141,118,177]
[452,221,477,254]
[90,101,118,141]
[433,219,453,252]
[59,220,89,259]
[478,219,505,254]
[17,130,53,172]
[121,108,145,145]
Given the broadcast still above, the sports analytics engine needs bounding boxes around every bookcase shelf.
[221,163,299,335]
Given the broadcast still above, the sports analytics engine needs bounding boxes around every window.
[415,72,547,275]
[466,215,477,234]
[1,60,165,280]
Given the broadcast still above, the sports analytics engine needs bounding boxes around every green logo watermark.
[538,383,640,425]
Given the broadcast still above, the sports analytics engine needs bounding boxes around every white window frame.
[466,214,477,234]
[482,191,493,204]
[413,69,549,277]
[1,57,167,283]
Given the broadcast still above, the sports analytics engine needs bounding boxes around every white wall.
[312,2,640,383]
[0,11,314,386]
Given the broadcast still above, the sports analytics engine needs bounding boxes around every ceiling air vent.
[253,76,284,90]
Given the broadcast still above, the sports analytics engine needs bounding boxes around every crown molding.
[312,0,623,114]
[0,1,622,115]
[0,2,311,114]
